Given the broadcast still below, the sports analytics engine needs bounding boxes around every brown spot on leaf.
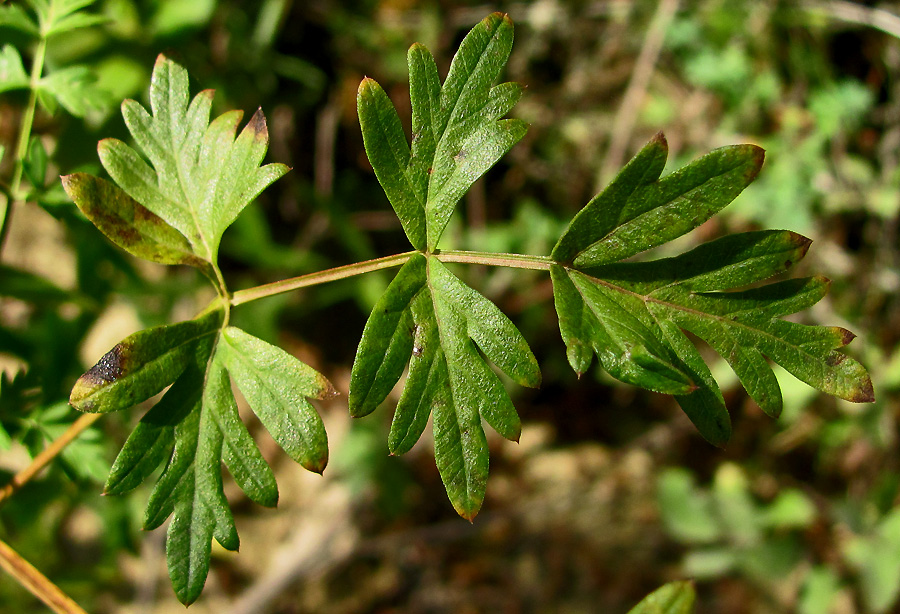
[82,343,129,385]
[825,352,847,367]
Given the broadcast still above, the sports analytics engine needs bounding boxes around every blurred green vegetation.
[1,0,899,612]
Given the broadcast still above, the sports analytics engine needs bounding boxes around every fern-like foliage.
[62,12,873,606]
[63,56,332,605]
[354,11,872,513]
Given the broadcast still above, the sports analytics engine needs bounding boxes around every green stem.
[211,262,232,326]
[435,249,554,271]
[230,250,554,307]
[230,251,417,306]
[0,36,48,254]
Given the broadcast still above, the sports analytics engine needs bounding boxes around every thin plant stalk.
[0,413,102,507]
[229,250,553,306]
[0,537,90,614]
[0,34,48,253]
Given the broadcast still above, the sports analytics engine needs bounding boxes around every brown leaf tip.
[745,145,766,182]
[305,452,329,475]
[248,108,267,137]
[837,327,857,346]
[851,377,875,403]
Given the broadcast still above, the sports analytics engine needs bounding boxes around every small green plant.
[1,8,875,608]
[658,463,900,613]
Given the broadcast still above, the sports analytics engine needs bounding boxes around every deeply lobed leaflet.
[63,12,872,605]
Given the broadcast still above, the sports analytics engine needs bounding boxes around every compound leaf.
[62,173,213,275]
[0,5,40,37]
[99,54,288,262]
[350,254,539,519]
[38,65,110,116]
[69,306,223,413]
[220,326,333,474]
[358,13,526,251]
[552,137,874,444]
[29,0,105,37]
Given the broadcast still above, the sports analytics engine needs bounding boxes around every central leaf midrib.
[163,100,214,261]
[426,24,506,226]
[581,156,754,265]
[587,271,828,365]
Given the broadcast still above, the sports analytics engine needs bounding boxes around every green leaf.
[627,581,696,614]
[0,263,73,305]
[43,10,107,37]
[551,265,695,395]
[554,228,873,439]
[99,55,288,261]
[350,254,539,519]
[844,510,900,614]
[131,336,237,606]
[552,134,872,443]
[657,468,722,544]
[129,326,330,605]
[553,133,764,267]
[358,13,526,251]
[205,343,278,508]
[0,44,29,93]
[104,359,201,495]
[165,379,239,606]
[0,5,40,36]
[38,65,111,116]
[30,0,104,37]
[61,173,214,274]
[349,254,425,418]
[69,306,223,413]
[220,326,333,474]
[357,79,426,250]
[23,136,48,191]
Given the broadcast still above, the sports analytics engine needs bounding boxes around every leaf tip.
[745,144,766,181]
[316,377,340,401]
[851,376,875,403]
[304,453,329,475]
[358,77,377,96]
[248,107,267,137]
[837,327,857,346]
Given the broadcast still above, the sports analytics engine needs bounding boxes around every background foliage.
[1,0,899,612]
